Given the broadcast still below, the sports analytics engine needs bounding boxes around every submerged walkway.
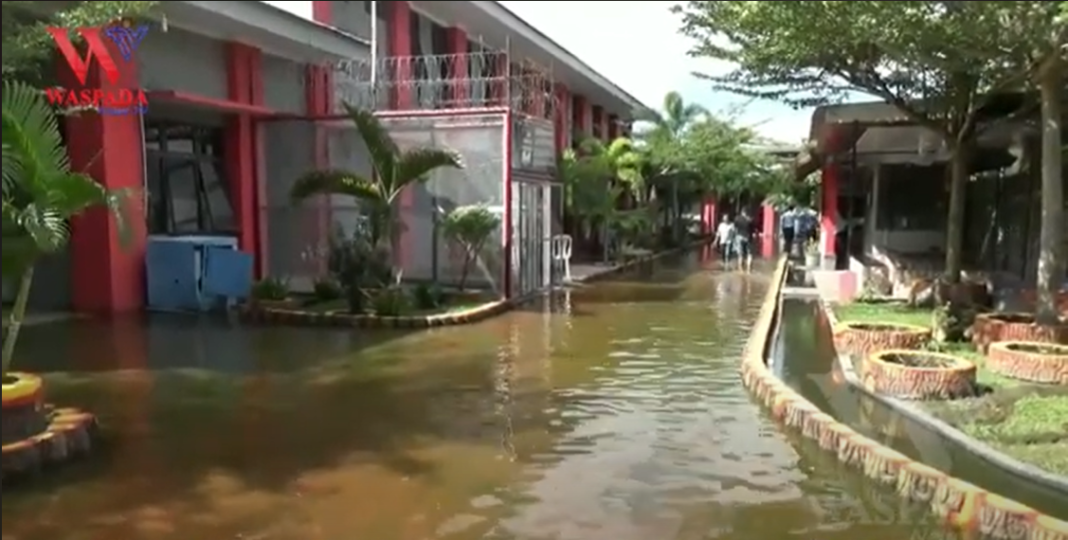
[3,254,955,540]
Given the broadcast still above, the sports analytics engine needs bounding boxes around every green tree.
[290,104,463,281]
[674,1,1061,290]
[3,1,157,84]
[2,81,132,377]
[441,205,500,291]
[637,91,709,139]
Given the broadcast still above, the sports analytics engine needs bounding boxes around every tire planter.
[986,341,1068,385]
[833,321,932,358]
[861,349,977,400]
[2,372,98,476]
[971,312,1068,354]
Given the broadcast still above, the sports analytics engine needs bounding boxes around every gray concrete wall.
[139,27,228,99]
[262,53,307,114]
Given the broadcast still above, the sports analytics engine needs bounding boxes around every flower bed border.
[741,258,1068,535]
[2,373,99,477]
[987,341,1068,385]
[832,320,932,358]
[240,243,701,329]
[861,349,978,400]
[971,312,1068,354]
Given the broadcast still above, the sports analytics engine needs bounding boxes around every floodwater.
[3,253,956,540]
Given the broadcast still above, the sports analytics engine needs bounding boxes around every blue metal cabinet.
[145,235,253,312]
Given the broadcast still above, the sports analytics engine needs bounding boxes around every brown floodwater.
[3,253,957,540]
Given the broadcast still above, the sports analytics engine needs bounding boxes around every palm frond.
[390,148,463,202]
[341,103,398,184]
[1,80,70,198]
[289,169,381,203]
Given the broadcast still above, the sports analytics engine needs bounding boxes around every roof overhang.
[164,1,370,63]
[410,1,650,119]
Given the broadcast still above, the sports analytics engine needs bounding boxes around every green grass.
[834,300,1068,475]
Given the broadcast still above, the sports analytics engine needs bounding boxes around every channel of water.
[3,253,958,539]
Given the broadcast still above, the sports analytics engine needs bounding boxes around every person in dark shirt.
[733,210,755,272]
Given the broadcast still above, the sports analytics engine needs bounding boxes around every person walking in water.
[733,209,755,272]
[779,205,797,256]
[714,214,736,266]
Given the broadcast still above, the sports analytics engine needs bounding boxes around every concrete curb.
[241,242,706,329]
[740,258,1068,536]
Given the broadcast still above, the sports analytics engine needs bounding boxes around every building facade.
[17,0,643,315]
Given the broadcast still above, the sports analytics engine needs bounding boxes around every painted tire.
[971,312,1068,354]
[833,322,931,358]
[2,372,43,408]
[862,349,977,400]
[986,341,1068,385]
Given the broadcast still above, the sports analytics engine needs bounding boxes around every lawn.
[302,297,485,316]
[833,301,1068,475]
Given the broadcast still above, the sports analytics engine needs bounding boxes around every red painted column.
[608,114,620,140]
[591,106,603,139]
[553,83,570,156]
[529,69,546,118]
[63,40,146,314]
[387,1,413,109]
[572,95,590,140]
[701,197,717,236]
[489,53,509,107]
[820,151,840,259]
[310,1,336,276]
[311,1,332,24]
[446,27,469,106]
[224,43,262,274]
[761,204,776,257]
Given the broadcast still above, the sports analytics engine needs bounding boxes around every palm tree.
[289,103,463,280]
[637,91,709,139]
[2,80,131,378]
[635,92,709,242]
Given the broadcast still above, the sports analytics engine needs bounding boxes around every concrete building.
[19,1,645,315]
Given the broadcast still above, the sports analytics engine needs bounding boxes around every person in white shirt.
[714,215,736,264]
[779,206,797,255]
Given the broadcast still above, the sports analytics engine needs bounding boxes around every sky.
[264,1,815,145]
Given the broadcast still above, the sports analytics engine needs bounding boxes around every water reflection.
[4,255,955,539]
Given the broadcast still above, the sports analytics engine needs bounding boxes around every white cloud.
[264,1,816,143]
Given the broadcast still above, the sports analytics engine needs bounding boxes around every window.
[876,164,947,230]
[144,121,235,235]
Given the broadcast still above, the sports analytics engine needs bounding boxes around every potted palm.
[3,80,131,443]
[441,204,501,298]
[289,104,463,291]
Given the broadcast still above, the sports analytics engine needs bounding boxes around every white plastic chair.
[551,234,573,284]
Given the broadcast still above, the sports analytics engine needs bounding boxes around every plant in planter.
[441,204,500,292]
[985,341,1068,384]
[931,301,977,343]
[289,103,463,284]
[327,224,391,314]
[2,81,130,466]
[862,349,977,400]
[250,277,293,308]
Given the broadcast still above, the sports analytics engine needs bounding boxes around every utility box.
[145,235,253,313]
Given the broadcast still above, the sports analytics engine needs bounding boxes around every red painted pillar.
[553,83,570,156]
[701,197,717,236]
[387,1,413,109]
[224,43,263,275]
[761,204,776,257]
[572,95,590,140]
[820,131,840,260]
[310,2,336,276]
[446,27,469,106]
[529,69,546,118]
[311,1,332,24]
[608,114,620,140]
[62,36,146,314]
[385,1,415,269]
